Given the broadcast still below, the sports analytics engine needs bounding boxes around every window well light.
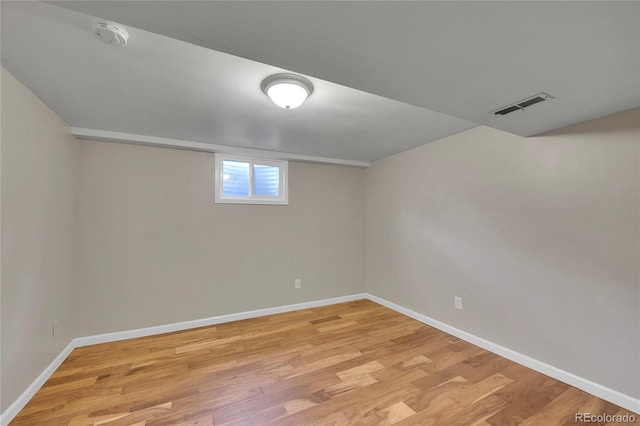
[261,74,313,109]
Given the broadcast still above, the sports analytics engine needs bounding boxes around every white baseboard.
[0,340,76,425]
[0,293,366,425]
[3,292,637,425]
[74,294,367,347]
[365,293,640,415]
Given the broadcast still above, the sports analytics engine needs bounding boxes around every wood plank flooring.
[11,300,639,425]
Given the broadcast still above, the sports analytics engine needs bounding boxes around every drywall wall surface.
[77,140,365,335]
[1,68,79,411]
[364,108,640,398]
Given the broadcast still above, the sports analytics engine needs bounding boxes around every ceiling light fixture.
[261,74,313,109]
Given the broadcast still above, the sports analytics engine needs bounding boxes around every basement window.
[214,154,288,205]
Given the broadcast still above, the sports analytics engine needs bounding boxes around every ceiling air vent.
[493,93,553,116]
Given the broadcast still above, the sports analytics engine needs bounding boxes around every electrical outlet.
[294,278,301,289]
[454,296,463,310]
[52,320,59,337]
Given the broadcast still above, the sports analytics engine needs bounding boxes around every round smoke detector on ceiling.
[92,20,129,47]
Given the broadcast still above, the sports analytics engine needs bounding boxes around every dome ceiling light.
[261,73,313,109]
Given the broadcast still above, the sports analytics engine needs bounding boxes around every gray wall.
[1,68,365,412]
[76,140,365,336]
[1,68,79,411]
[2,64,638,412]
[364,108,640,398]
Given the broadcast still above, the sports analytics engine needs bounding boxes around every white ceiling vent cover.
[92,20,129,47]
[493,93,554,116]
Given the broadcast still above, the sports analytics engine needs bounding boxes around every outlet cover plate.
[454,296,463,310]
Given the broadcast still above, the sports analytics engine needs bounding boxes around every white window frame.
[214,153,289,205]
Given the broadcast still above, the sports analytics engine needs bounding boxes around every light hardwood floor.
[11,300,638,425]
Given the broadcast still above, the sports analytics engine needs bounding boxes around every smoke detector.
[92,20,129,47]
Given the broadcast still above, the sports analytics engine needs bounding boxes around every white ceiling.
[2,1,639,164]
[1,2,476,164]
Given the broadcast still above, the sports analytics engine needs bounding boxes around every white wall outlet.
[294,278,301,289]
[454,296,463,310]
[52,320,59,337]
